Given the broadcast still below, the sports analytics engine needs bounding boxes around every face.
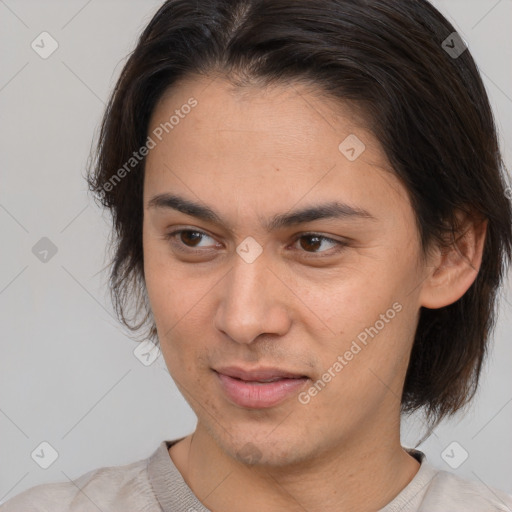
[142,74,428,468]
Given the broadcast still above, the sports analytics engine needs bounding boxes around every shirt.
[2,439,512,511]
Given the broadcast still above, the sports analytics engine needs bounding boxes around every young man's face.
[142,74,429,467]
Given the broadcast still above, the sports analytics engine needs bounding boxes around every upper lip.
[214,366,308,381]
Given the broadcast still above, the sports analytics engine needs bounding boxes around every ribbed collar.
[147,439,438,512]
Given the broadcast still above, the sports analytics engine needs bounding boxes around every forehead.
[143,74,411,228]
[148,73,372,160]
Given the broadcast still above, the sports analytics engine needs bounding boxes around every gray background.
[1,0,511,503]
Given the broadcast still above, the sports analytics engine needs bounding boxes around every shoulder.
[421,465,512,511]
[0,457,156,512]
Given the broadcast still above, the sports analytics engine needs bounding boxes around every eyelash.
[163,229,347,257]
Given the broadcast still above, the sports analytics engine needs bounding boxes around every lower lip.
[215,372,309,409]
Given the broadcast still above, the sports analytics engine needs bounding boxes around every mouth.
[213,366,310,409]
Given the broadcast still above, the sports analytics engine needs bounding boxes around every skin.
[142,73,487,512]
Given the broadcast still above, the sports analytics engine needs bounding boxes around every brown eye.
[164,229,218,252]
[299,235,323,252]
[293,233,346,255]
[179,230,204,247]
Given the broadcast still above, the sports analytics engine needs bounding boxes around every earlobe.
[419,213,488,309]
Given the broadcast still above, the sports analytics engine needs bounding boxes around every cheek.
[143,228,188,320]
[293,262,400,339]
[304,308,414,422]
[143,240,170,322]
[297,257,416,386]
[142,238,211,371]
[142,235,186,349]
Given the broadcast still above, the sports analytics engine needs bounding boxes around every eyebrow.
[146,193,376,231]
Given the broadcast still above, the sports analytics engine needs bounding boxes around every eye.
[164,229,219,251]
[164,229,347,257]
[291,233,347,256]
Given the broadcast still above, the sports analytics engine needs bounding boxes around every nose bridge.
[215,251,289,344]
[226,254,270,323]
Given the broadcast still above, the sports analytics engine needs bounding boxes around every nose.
[214,252,292,345]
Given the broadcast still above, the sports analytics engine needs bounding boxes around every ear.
[419,210,488,309]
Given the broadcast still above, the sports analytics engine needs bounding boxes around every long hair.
[86,0,512,427]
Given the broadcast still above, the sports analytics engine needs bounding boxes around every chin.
[211,424,313,468]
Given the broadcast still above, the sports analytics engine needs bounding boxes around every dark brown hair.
[86,0,512,428]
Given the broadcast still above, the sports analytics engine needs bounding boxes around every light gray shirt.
[2,439,512,511]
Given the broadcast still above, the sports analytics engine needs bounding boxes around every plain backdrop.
[1,0,511,503]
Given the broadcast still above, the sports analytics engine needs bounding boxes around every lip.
[214,366,310,409]
[215,366,307,381]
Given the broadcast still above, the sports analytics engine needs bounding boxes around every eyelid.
[164,227,219,251]
[289,231,347,256]
[292,231,343,244]
[164,227,348,256]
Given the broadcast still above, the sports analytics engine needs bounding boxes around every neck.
[169,419,420,512]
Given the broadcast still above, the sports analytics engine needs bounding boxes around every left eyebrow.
[266,201,377,230]
[146,193,377,232]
